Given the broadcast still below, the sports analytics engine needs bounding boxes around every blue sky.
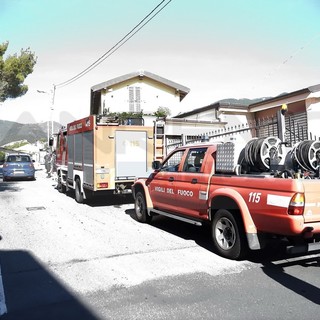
[0,0,319,124]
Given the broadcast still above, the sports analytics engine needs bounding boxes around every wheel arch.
[74,174,81,183]
[210,188,261,250]
[73,172,83,186]
[73,174,85,203]
[133,180,153,212]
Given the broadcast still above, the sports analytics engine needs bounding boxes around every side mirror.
[152,160,161,170]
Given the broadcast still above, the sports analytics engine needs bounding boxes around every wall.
[100,77,181,116]
[213,112,254,145]
[306,99,320,139]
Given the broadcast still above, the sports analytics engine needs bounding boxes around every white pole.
[37,90,51,144]
[47,119,49,143]
[51,85,56,136]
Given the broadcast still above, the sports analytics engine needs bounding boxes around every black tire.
[57,175,66,193]
[134,191,152,223]
[212,209,247,260]
[75,178,84,203]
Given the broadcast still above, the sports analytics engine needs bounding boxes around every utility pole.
[37,85,56,142]
[50,85,56,137]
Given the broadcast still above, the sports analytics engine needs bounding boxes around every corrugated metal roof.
[91,70,190,101]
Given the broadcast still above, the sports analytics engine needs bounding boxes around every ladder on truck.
[154,119,166,161]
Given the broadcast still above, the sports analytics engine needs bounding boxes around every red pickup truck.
[132,140,320,259]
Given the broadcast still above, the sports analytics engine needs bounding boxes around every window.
[128,86,141,112]
[21,156,30,162]
[7,155,31,163]
[160,150,185,172]
[7,156,16,162]
[129,87,134,112]
[183,148,207,172]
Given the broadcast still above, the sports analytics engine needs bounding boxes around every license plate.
[14,170,24,175]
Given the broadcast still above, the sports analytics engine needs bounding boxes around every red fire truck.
[53,115,154,203]
[132,137,320,259]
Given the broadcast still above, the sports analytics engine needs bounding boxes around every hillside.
[218,97,273,106]
[0,120,62,146]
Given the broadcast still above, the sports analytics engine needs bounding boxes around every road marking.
[26,206,46,211]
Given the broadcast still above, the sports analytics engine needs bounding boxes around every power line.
[55,0,172,89]
[250,32,320,93]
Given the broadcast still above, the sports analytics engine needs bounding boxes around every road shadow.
[63,188,134,207]
[0,250,99,320]
[49,174,134,207]
[86,194,134,207]
[126,208,216,252]
[261,259,320,305]
[125,208,298,259]
[127,207,320,262]
[0,180,22,193]
[249,239,320,304]
[126,208,320,305]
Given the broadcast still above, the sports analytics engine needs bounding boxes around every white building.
[90,70,190,126]
[90,70,320,148]
[174,84,320,145]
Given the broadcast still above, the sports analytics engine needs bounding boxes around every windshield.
[6,155,31,163]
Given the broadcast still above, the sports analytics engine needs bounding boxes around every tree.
[154,106,171,118]
[0,41,37,103]
[0,151,5,162]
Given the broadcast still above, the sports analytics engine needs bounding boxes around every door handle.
[169,177,174,182]
[191,178,197,184]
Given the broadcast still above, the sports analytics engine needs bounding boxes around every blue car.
[2,154,35,181]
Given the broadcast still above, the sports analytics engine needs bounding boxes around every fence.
[163,112,317,155]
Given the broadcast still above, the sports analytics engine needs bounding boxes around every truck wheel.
[75,178,84,203]
[57,175,66,193]
[135,191,152,223]
[212,209,246,260]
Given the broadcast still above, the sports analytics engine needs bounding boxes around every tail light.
[97,182,108,188]
[288,192,305,215]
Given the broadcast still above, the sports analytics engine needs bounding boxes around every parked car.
[2,154,35,181]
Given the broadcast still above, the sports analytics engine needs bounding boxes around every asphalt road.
[0,168,319,319]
